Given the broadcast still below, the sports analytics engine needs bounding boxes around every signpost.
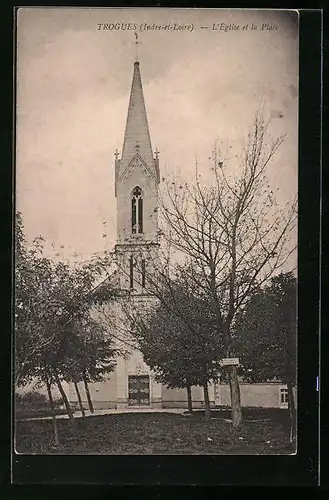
[220,357,240,367]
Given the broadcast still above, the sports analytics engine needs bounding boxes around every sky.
[16,8,299,261]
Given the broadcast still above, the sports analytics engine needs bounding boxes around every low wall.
[162,400,216,409]
[71,400,117,410]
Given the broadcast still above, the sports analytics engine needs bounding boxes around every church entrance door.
[128,375,150,406]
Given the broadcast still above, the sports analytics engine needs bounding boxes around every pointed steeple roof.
[121,61,154,168]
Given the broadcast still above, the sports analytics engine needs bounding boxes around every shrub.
[15,391,47,408]
[16,391,65,408]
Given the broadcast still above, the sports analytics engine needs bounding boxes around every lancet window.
[131,186,143,234]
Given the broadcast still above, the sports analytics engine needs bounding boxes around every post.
[228,365,242,427]
[287,381,296,444]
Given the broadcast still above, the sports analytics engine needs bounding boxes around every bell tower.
[114,56,160,294]
[113,50,163,409]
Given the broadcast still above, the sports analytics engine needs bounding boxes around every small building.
[216,382,297,410]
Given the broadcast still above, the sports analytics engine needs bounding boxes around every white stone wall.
[68,370,117,409]
[217,383,297,409]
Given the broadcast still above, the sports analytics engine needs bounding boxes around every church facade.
[67,57,216,410]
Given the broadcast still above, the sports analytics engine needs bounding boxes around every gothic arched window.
[132,186,143,234]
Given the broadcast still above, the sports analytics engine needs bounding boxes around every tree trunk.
[287,381,296,444]
[203,382,211,420]
[53,369,76,431]
[83,373,94,414]
[74,381,85,418]
[228,365,243,428]
[45,372,60,447]
[186,385,193,413]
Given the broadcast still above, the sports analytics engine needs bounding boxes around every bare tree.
[157,107,297,427]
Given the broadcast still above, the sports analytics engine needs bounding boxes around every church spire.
[120,56,154,171]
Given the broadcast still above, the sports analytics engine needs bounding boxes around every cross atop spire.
[134,32,141,63]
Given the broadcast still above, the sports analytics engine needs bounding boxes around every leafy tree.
[59,313,118,415]
[15,214,62,388]
[14,211,117,435]
[126,270,223,419]
[234,271,297,441]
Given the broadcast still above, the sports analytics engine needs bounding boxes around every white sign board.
[220,357,240,367]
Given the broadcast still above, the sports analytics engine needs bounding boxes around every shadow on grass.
[14,408,295,456]
[184,407,290,422]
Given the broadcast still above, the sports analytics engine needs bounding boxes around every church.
[67,55,291,412]
[67,54,216,410]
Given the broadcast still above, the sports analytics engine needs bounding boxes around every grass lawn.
[15,409,296,455]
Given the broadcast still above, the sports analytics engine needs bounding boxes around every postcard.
[14,8,299,461]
